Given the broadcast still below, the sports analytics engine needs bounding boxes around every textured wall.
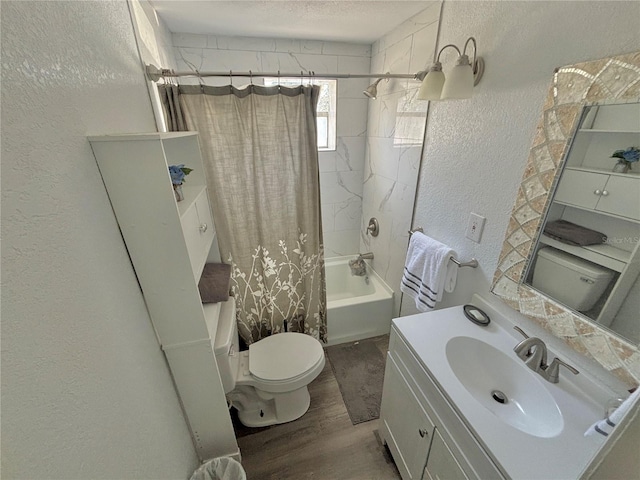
[406,0,640,315]
[360,3,441,315]
[1,1,198,478]
[171,34,371,257]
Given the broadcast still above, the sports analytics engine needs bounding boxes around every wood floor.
[232,335,401,480]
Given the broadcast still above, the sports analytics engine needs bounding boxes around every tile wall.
[360,3,442,315]
[171,34,371,257]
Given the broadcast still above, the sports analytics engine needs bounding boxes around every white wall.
[405,0,640,314]
[360,3,442,315]
[1,1,198,478]
[171,34,371,257]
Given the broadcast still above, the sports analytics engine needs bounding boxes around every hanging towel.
[401,232,457,311]
[584,388,640,437]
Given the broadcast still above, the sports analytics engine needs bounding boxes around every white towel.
[401,232,457,312]
[584,388,640,437]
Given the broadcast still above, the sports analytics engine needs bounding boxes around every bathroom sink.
[445,336,564,438]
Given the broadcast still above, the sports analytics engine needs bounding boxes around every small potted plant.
[168,164,193,201]
[610,147,639,173]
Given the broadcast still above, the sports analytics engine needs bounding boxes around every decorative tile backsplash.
[492,51,640,387]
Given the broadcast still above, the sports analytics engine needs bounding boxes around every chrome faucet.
[513,327,579,383]
[358,252,374,260]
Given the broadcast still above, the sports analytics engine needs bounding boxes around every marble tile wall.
[360,3,442,315]
[171,34,371,257]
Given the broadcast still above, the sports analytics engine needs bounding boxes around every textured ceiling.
[149,1,434,43]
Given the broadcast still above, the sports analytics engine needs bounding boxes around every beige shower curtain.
[164,84,326,345]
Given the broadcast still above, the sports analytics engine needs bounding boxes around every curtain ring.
[249,70,253,85]
[229,70,233,86]
[300,71,304,87]
[277,70,281,91]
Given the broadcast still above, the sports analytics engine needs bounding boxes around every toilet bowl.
[211,298,325,427]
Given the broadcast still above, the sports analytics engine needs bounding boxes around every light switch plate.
[466,213,485,243]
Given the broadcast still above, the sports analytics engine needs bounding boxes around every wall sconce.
[417,37,484,101]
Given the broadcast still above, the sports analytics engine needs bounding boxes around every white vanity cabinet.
[423,429,468,480]
[89,132,238,461]
[380,326,502,480]
[380,355,435,479]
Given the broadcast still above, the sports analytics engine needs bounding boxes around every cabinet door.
[423,429,469,480]
[181,189,215,279]
[554,170,605,209]
[595,175,640,221]
[381,356,434,480]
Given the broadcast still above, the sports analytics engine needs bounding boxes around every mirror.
[524,102,640,344]
[492,51,640,386]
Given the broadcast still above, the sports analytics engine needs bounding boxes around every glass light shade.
[417,69,445,100]
[441,58,474,100]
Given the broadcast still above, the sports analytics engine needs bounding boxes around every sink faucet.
[513,327,579,383]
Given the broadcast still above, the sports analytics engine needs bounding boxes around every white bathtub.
[325,256,394,346]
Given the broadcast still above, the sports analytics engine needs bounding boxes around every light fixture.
[417,37,484,101]
[363,77,385,99]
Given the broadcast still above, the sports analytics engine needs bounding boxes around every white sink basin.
[446,336,564,438]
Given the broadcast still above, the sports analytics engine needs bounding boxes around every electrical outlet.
[466,213,485,243]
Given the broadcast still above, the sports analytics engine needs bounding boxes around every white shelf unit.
[89,132,238,461]
[538,234,629,272]
[538,102,640,329]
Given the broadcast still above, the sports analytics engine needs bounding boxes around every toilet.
[212,297,325,427]
[532,246,615,312]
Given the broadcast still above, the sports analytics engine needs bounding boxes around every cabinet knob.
[594,189,602,195]
[601,190,609,196]
[418,428,428,438]
[199,223,208,233]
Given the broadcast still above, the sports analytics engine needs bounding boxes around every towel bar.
[408,227,479,269]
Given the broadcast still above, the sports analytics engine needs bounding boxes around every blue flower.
[611,147,640,163]
[168,164,193,184]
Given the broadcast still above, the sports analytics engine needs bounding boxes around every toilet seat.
[249,332,324,381]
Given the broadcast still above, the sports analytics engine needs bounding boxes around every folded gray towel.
[198,263,232,303]
[544,220,607,246]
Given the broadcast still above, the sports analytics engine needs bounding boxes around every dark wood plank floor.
[233,335,401,480]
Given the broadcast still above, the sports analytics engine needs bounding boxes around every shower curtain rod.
[145,64,426,82]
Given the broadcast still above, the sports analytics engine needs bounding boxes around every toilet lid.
[249,332,324,381]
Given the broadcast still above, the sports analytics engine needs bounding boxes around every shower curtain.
[160,84,326,345]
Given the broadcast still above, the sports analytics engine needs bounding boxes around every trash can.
[190,456,247,480]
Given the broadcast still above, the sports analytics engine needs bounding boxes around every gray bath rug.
[326,340,386,425]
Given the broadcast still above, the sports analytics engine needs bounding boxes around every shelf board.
[539,234,630,272]
[578,129,640,134]
[564,166,640,178]
[177,185,206,218]
[88,131,198,142]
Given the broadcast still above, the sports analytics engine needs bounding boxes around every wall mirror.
[492,51,640,386]
[524,102,640,344]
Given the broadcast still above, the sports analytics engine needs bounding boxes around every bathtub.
[324,256,394,346]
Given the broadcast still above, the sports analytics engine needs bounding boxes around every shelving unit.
[529,103,640,330]
[89,132,238,461]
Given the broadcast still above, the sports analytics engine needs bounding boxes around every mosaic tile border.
[492,51,640,388]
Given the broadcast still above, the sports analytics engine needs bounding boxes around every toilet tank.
[213,297,240,393]
[532,247,615,312]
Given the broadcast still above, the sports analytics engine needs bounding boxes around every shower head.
[363,78,384,99]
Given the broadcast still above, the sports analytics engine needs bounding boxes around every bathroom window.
[263,77,337,151]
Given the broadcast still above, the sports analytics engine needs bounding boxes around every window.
[263,78,337,151]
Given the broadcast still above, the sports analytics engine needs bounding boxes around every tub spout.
[359,252,374,260]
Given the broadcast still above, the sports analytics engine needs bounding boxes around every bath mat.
[326,340,386,425]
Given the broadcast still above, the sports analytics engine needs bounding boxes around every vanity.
[379,295,628,480]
